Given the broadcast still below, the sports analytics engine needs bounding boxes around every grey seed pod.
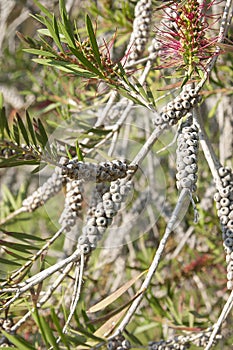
[180,91,190,100]
[96,216,107,227]
[218,167,228,177]
[112,193,123,203]
[224,238,233,247]
[179,178,193,188]
[85,225,98,235]
[228,220,233,228]
[220,198,230,207]
[110,183,119,194]
[214,192,221,202]
[161,113,170,122]
[80,243,91,254]
[174,102,183,110]
[183,156,195,165]
[181,100,190,109]
[87,217,96,226]
[176,170,188,180]
[219,207,230,216]
[227,280,233,289]
[78,235,88,245]
[95,207,105,217]
[103,192,112,201]
[103,199,114,209]
[185,164,198,174]
[226,229,233,238]
[220,215,229,225]
[105,209,117,218]
[88,234,98,245]
[188,89,197,97]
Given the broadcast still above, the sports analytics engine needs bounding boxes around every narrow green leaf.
[13,122,20,145]
[3,249,31,262]
[31,162,47,174]
[86,15,101,66]
[69,47,103,76]
[26,111,37,147]
[2,229,44,242]
[52,14,64,52]
[32,309,49,349]
[17,114,30,146]
[0,240,38,252]
[59,0,75,47]
[1,331,36,350]
[0,107,10,139]
[0,92,3,108]
[32,58,96,78]
[40,316,59,350]
[0,159,40,168]
[132,77,148,99]
[50,308,71,349]
[75,140,84,161]
[34,0,53,20]
[23,48,57,58]
[144,83,156,108]
[1,184,19,210]
[0,257,21,266]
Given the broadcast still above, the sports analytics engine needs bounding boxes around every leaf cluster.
[0,97,57,169]
[20,0,155,109]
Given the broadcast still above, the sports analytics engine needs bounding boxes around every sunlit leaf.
[86,15,101,66]
[1,331,36,350]
[88,270,147,313]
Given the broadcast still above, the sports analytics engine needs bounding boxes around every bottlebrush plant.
[0,0,232,349]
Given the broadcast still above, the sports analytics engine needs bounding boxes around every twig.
[1,226,66,287]
[62,254,84,335]
[205,290,233,350]
[196,0,233,91]
[10,262,74,332]
[0,207,27,226]
[0,247,82,310]
[109,188,191,337]
[193,107,222,187]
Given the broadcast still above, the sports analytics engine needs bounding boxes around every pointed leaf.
[33,0,53,19]
[17,114,30,146]
[0,257,21,267]
[50,308,71,349]
[88,270,147,313]
[52,14,64,52]
[1,331,36,350]
[32,309,49,349]
[75,140,84,161]
[26,111,37,147]
[86,15,101,66]
[23,48,57,58]
[94,307,128,339]
[13,122,20,145]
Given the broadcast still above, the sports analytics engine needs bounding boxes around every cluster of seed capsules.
[0,318,15,347]
[148,328,221,349]
[22,168,65,212]
[176,115,199,192]
[60,159,137,183]
[126,0,152,65]
[214,166,233,290]
[77,179,133,255]
[153,85,201,127]
[107,335,131,350]
[58,179,84,233]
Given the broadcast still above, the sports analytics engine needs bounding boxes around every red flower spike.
[156,0,220,80]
